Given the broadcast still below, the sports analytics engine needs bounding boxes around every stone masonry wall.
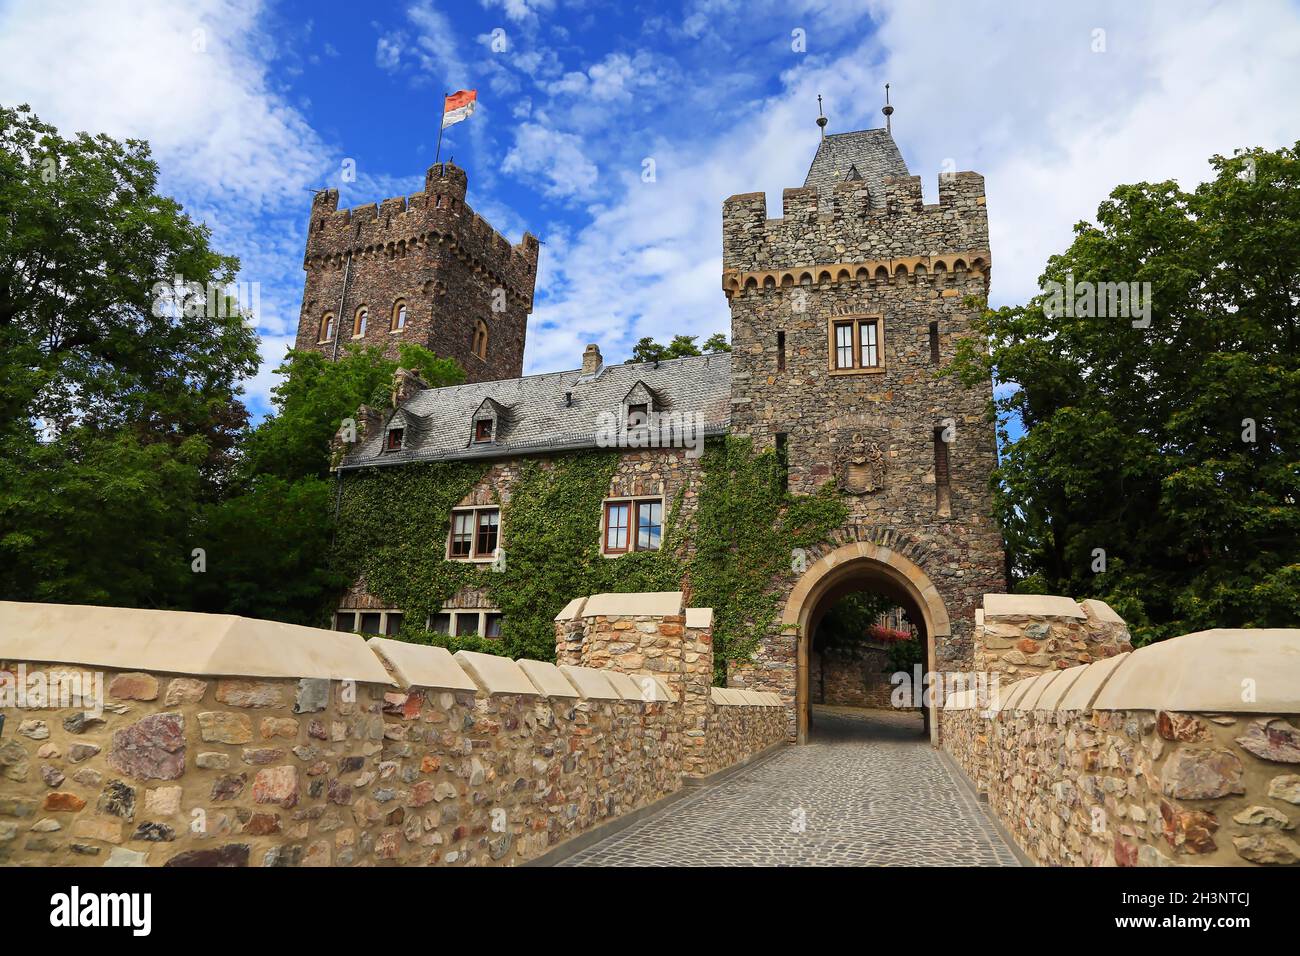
[811,645,896,709]
[0,597,784,868]
[942,595,1300,867]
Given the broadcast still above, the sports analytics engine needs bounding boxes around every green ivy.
[691,437,847,682]
[332,437,846,682]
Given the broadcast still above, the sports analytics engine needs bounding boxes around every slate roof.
[340,352,732,469]
[803,128,909,206]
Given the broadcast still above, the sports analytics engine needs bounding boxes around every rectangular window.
[449,511,474,558]
[484,613,503,638]
[384,612,404,636]
[929,321,941,364]
[474,419,492,443]
[627,403,648,428]
[604,501,630,553]
[334,611,357,632]
[933,427,952,516]
[636,500,663,551]
[828,316,885,374]
[476,509,499,556]
[431,612,451,635]
[777,331,786,372]
[834,322,853,369]
[359,612,382,635]
[455,613,480,637]
[386,427,404,451]
[859,320,879,368]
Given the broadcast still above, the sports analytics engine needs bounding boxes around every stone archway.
[783,541,950,745]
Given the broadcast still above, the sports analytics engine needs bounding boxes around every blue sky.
[1,0,1298,423]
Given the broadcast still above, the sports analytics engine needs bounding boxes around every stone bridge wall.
[943,595,1300,867]
[0,596,783,868]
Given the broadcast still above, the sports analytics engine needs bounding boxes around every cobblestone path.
[560,707,1021,866]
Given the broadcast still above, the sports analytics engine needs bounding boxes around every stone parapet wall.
[0,597,783,868]
[554,593,786,778]
[943,597,1300,867]
[974,594,1132,684]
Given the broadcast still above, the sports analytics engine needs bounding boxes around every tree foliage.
[626,332,730,364]
[951,143,1300,642]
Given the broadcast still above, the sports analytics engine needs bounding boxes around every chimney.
[390,367,427,408]
[581,343,603,375]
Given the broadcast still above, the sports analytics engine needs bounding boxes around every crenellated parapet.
[304,162,540,308]
[722,171,988,281]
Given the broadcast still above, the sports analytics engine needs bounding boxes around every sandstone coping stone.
[1018,670,1070,711]
[603,670,647,702]
[685,608,714,629]
[982,594,1086,620]
[995,675,1038,712]
[516,659,580,698]
[367,637,477,692]
[453,651,537,696]
[711,687,749,706]
[736,690,771,706]
[627,673,672,702]
[1092,629,1300,714]
[579,591,684,618]
[1035,663,1091,710]
[553,597,586,622]
[1056,653,1132,712]
[0,600,394,685]
[1079,598,1124,624]
[558,665,621,700]
[975,609,984,627]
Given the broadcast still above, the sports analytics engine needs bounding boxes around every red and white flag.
[442,89,477,129]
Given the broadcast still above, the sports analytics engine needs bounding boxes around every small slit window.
[353,306,368,338]
[472,319,488,360]
[319,312,336,343]
[392,301,407,331]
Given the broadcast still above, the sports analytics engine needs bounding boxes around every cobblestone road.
[560,707,1021,866]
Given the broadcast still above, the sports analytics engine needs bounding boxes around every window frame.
[319,312,336,344]
[353,305,369,338]
[385,427,404,452]
[447,505,501,562]
[391,300,408,333]
[473,418,493,443]
[471,319,489,360]
[826,315,885,375]
[601,496,665,556]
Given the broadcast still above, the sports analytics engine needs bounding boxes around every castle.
[299,120,1005,742]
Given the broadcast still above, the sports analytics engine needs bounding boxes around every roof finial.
[816,93,828,139]
[882,83,894,134]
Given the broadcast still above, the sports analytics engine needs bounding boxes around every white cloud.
[502,122,599,198]
[0,0,334,416]
[479,0,557,25]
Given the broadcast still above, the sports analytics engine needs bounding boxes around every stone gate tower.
[295,162,539,383]
[722,126,1006,736]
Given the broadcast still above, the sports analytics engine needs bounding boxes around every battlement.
[305,162,540,299]
[723,171,988,274]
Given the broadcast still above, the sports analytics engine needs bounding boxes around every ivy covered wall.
[331,437,846,682]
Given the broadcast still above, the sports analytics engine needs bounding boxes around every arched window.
[471,319,488,360]
[353,306,368,338]
[319,312,335,343]
[392,300,407,332]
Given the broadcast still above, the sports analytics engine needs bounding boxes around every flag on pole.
[442,89,477,129]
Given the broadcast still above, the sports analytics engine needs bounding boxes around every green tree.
[951,143,1300,643]
[0,105,258,607]
[626,332,730,363]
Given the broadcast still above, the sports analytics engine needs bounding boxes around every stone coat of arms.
[836,432,886,495]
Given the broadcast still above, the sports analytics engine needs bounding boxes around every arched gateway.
[782,541,949,744]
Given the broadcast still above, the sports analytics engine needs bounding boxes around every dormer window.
[386,427,404,451]
[474,419,492,443]
[627,403,649,428]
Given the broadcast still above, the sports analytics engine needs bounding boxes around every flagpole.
[434,91,447,165]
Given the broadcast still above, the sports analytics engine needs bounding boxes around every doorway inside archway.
[782,543,950,745]
[809,591,925,741]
